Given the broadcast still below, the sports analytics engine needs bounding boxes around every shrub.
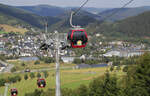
[110,66,114,72]
[0,78,5,87]
[24,74,28,80]
[30,73,35,79]
[37,73,41,78]
[34,60,40,65]
[11,67,17,72]
[43,71,49,78]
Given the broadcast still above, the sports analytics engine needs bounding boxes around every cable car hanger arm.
[70,12,77,28]
[70,0,90,28]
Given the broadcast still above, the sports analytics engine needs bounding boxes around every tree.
[89,76,104,96]
[89,72,120,96]
[24,74,28,80]
[123,66,128,72]
[125,53,150,96]
[15,75,21,82]
[62,88,74,96]
[116,66,121,71]
[76,85,89,96]
[11,67,17,72]
[113,61,120,66]
[43,71,49,78]
[73,58,82,64]
[0,78,5,87]
[110,66,114,72]
[40,88,55,96]
[102,72,120,96]
[0,55,6,61]
[21,62,26,66]
[30,73,35,79]
[37,73,41,78]
[25,89,43,96]
[34,60,40,65]
[8,77,17,83]
[44,57,55,64]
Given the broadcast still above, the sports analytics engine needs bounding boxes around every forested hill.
[0,4,61,28]
[87,11,150,39]
[117,11,150,37]
[17,5,66,17]
[1,3,150,38]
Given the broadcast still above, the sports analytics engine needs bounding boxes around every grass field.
[0,59,126,96]
[7,60,75,71]
[0,31,9,34]
[0,67,118,96]
[0,24,28,34]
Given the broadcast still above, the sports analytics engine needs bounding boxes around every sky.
[0,0,149,8]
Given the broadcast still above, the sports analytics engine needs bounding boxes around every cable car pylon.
[4,83,9,96]
[55,30,61,96]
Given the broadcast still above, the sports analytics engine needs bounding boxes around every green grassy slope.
[0,67,111,96]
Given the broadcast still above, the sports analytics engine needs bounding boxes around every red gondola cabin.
[11,88,18,96]
[37,78,46,88]
[67,28,88,48]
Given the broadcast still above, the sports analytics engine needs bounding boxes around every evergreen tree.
[40,88,55,96]
[123,66,128,72]
[102,72,120,96]
[21,62,26,66]
[15,75,21,82]
[34,60,40,65]
[30,73,35,79]
[89,72,120,96]
[24,74,28,80]
[25,89,43,96]
[43,71,49,78]
[0,78,5,87]
[76,85,89,96]
[37,73,41,78]
[62,88,74,96]
[126,53,150,96]
[110,66,114,72]
[89,76,104,96]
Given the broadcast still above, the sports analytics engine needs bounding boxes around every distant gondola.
[67,28,88,48]
[37,78,46,88]
[11,88,18,96]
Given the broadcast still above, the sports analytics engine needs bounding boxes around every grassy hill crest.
[0,24,28,34]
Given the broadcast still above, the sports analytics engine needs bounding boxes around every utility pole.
[4,83,9,96]
[45,22,48,34]
[55,30,61,96]
[43,21,48,41]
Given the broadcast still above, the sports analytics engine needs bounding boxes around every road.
[0,60,14,73]
[3,64,14,73]
[14,66,73,74]
[0,59,73,74]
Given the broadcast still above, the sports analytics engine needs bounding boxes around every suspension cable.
[100,0,134,22]
[74,0,89,15]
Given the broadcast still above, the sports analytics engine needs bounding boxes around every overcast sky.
[0,0,149,8]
